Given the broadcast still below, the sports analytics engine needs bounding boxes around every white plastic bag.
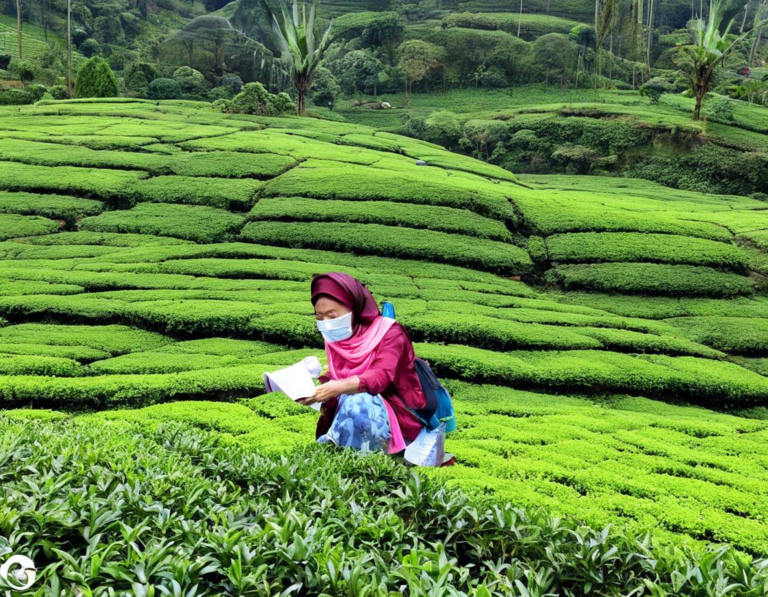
[404,422,446,467]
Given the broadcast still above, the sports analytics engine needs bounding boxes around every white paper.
[263,356,323,411]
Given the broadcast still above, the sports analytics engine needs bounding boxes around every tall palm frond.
[259,0,333,114]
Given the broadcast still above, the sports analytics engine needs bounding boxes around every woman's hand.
[298,376,360,406]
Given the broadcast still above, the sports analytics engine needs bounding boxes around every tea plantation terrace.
[2,99,768,555]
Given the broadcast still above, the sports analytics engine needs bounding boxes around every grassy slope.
[1,99,768,556]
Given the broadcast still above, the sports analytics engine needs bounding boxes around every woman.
[298,272,426,455]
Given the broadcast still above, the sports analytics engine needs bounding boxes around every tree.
[533,33,579,86]
[258,0,334,116]
[148,78,182,100]
[674,0,768,120]
[75,56,119,98]
[329,50,386,98]
[398,40,445,107]
[15,0,22,60]
[310,66,341,108]
[173,66,207,94]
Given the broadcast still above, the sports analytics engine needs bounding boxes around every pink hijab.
[310,273,404,453]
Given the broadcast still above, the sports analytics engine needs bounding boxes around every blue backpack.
[382,301,457,433]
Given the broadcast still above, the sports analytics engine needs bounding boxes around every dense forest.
[2,0,767,194]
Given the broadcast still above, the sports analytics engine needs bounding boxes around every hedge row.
[547,263,755,297]
[0,214,62,241]
[23,230,194,247]
[415,343,768,406]
[0,323,173,355]
[79,203,246,243]
[3,417,765,593]
[0,161,147,200]
[667,317,768,356]
[513,192,732,241]
[248,197,513,241]
[10,237,521,286]
[180,130,384,165]
[261,161,516,222]
[546,232,749,272]
[0,364,270,408]
[0,354,82,377]
[0,342,110,361]
[133,176,263,210]
[557,293,768,320]
[239,221,532,275]
[437,381,768,555]
[401,312,718,357]
[0,280,85,296]
[0,191,103,222]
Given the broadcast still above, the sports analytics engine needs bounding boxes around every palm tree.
[258,0,333,115]
[674,0,767,120]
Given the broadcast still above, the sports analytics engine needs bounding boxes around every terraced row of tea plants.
[2,99,768,563]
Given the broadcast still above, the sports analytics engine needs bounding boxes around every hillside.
[1,100,768,569]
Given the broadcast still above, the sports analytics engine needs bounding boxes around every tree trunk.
[67,0,73,97]
[518,0,524,37]
[15,0,22,60]
[740,0,750,33]
[646,0,654,72]
[405,76,411,108]
[693,90,704,120]
[296,74,308,116]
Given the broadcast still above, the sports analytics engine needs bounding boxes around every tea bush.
[261,161,516,221]
[133,176,263,210]
[548,263,755,297]
[239,221,531,274]
[248,197,513,241]
[79,203,246,243]
[0,191,103,222]
[3,100,768,564]
[2,417,767,594]
[547,232,749,271]
[0,213,61,240]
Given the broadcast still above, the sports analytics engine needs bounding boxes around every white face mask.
[316,311,354,343]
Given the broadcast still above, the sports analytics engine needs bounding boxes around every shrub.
[0,89,34,106]
[262,161,515,222]
[217,82,297,116]
[547,263,755,297]
[667,317,768,356]
[310,67,341,109]
[546,232,748,271]
[640,77,674,103]
[0,323,172,355]
[239,221,532,275]
[134,176,263,210]
[220,73,244,95]
[704,95,735,124]
[147,78,182,100]
[79,203,245,243]
[0,354,82,377]
[248,197,513,241]
[0,214,61,240]
[0,192,103,223]
[172,66,207,94]
[415,343,768,406]
[4,418,768,593]
[48,85,69,100]
[0,162,146,201]
[75,56,119,98]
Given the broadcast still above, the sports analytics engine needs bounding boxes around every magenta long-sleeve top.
[315,322,427,444]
